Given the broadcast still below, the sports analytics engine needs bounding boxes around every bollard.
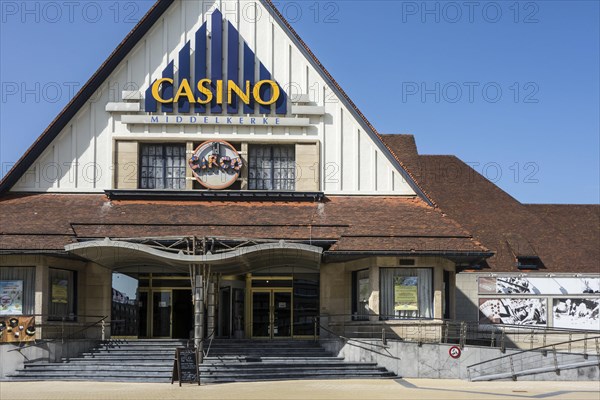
[382,328,387,346]
[101,319,106,341]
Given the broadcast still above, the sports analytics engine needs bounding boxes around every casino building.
[0,0,598,379]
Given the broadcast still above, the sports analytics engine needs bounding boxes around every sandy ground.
[1,379,599,400]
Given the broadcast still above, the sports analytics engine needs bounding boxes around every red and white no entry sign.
[449,346,462,359]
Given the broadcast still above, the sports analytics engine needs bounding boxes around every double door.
[138,289,193,338]
[251,289,292,338]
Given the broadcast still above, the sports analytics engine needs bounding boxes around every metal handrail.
[317,318,390,349]
[314,317,401,360]
[321,313,599,333]
[0,313,107,320]
[203,329,216,359]
[317,313,600,351]
[467,335,600,369]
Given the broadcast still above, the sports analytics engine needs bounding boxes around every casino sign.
[188,140,243,190]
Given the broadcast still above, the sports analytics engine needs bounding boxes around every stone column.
[193,266,204,361]
[240,143,249,190]
[35,264,48,339]
[434,266,443,319]
[186,142,194,190]
[368,265,380,320]
[207,279,216,340]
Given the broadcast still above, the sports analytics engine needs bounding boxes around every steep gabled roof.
[0,0,427,202]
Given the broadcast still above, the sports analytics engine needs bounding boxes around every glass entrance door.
[252,289,292,338]
[273,291,292,337]
[152,291,172,338]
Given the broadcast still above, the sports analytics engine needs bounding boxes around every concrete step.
[203,356,345,361]
[6,377,173,383]
[200,364,382,370]
[200,368,390,375]
[201,373,397,383]
[23,365,173,372]
[9,371,172,378]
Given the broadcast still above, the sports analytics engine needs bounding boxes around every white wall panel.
[129,46,147,97]
[94,87,111,190]
[148,21,164,82]
[358,133,374,192]
[56,128,73,189]
[341,111,356,191]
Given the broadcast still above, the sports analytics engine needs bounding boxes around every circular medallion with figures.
[188,140,243,190]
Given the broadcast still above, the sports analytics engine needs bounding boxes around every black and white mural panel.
[553,298,600,330]
[476,276,600,330]
[479,276,600,295]
[479,298,547,326]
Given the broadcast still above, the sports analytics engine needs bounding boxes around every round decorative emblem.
[188,140,243,190]
[449,345,462,359]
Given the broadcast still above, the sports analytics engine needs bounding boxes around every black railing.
[316,314,600,352]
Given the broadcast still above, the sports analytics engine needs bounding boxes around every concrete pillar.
[186,142,194,190]
[434,267,443,319]
[207,279,216,340]
[368,265,380,320]
[240,143,249,190]
[34,264,48,339]
[194,268,204,361]
[244,273,252,339]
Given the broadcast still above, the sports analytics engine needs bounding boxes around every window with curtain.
[248,145,295,190]
[48,268,76,321]
[139,144,186,189]
[0,267,35,315]
[380,268,433,319]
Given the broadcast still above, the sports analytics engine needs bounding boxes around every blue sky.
[1,0,598,204]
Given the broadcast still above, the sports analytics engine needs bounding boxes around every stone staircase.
[8,339,186,382]
[202,339,396,383]
[8,339,396,383]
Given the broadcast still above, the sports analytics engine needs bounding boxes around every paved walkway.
[1,379,599,400]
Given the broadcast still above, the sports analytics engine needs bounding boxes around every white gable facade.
[11,0,417,196]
